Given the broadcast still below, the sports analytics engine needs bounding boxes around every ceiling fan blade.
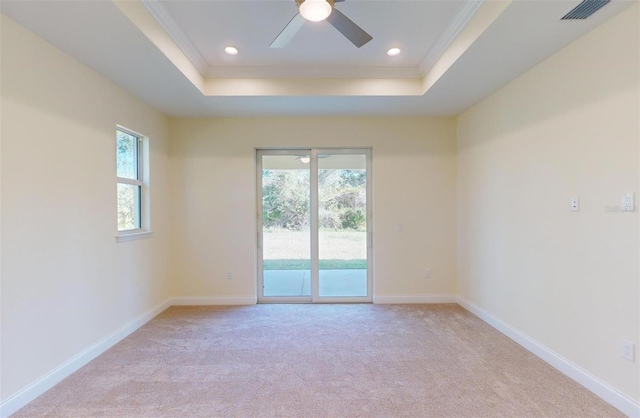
[270,13,305,48]
[326,8,372,48]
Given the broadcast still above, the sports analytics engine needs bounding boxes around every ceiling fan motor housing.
[296,0,336,8]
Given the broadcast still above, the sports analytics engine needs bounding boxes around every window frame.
[116,126,152,242]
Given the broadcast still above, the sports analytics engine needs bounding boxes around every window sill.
[116,231,154,243]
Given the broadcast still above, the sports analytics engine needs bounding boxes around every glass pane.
[116,130,138,180]
[261,155,311,297]
[117,183,140,231]
[318,154,367,297]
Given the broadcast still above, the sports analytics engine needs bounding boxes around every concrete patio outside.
[263,269,367,297]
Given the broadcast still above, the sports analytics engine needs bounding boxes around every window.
[116,127,150,239]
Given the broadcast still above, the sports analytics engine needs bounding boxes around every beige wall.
[0,15,172,401]
[457,3,639,401]
[168,117,457,300]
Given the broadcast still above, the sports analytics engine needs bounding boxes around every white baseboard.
[456,296,640,418]
[0,299,171,418]
[170,296,257,306]
[373,294,457,304]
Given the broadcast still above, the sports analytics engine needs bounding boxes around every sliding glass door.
[257,149,372,303]
[318,152,368,297]
[259,151,312,299]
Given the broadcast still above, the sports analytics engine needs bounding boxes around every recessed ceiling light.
[224,46,239,55]
[387,47,401,56]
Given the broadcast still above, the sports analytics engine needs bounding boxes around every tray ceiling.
[1,0,634,116]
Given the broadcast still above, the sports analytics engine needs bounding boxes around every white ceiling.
[1,0,634,117]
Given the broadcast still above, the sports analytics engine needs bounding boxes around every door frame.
[256,148,373,303]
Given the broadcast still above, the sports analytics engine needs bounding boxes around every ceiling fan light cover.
[299,0,332,22]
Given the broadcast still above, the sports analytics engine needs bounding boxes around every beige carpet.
[13,304,623,417]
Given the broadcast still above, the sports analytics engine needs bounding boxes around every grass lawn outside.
[263,229,366,270]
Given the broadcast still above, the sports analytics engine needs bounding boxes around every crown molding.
[141,0,209,74]
[419,0,485,75]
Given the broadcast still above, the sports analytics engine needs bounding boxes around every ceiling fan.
[271,0,373,49]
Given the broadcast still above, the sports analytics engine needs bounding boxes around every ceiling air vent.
[561,0,610,20]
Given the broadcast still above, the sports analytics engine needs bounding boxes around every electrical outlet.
[570,197,579,212]
[396,223,403,231]
[424,269,431,279]
[226,271,233,280]
[622,193,634,212]
[621,340,635,362]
